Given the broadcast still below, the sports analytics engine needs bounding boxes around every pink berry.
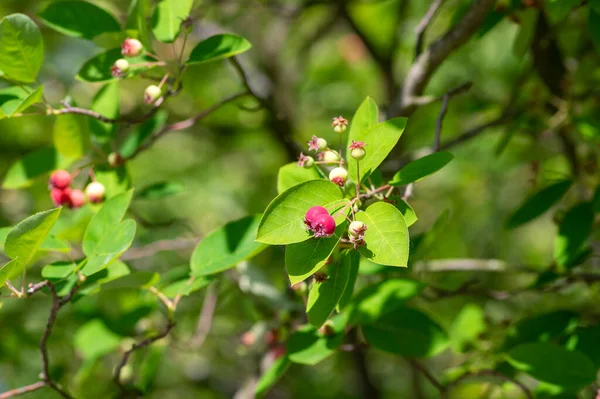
[312,214,336,238]
[49,170,71,189]
[85,182,106,204]
[50,187,72,207]
[69,189,86,209]
[304,206,329,229]
[121,38,143,57]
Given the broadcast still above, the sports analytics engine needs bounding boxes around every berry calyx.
[69,189,86,209]
[51,187,72,207]
[297,152,314,168]
[85,182,106,203]
[321,150,340,163]
[304,206,329,229]
[311,213,336,238]
[332,115,348,134]
[49,170,71,189]
[121,38,143,57]
[307,135,328,152]
[111,59,130,78]
[348,221,367,237]
[144,85,162,104]
[329,167,348,186]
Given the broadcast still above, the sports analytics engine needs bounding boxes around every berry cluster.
[48,170,105,209]
[304,206,336,238]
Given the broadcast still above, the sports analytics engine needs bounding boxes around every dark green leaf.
[88,82,119,142]
[336,251,360,311]
[2,147,74,189]
[506,180,572,228]
[389,152,454,187]
[186,34,252,65]
[101,271,159,290]
[569,325,600,368]
[151,0,193,43]
[77,48,155,83]
[137,181,186,200]
[127,0,153,49]
[591,9,600,47]
[544,0,581,22]
[554,202,594,268]
[287,324,344,365]
[0,14,44,83]
[513,9,538,57]
[277,163,321,194]
[503,311,579,350]
[38,1,121,40]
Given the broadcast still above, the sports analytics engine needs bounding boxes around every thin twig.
[0,382,47,399]
[433,93,449,152]
[409,360,444,393]
[190,283,218,349]
[415,0,446,59]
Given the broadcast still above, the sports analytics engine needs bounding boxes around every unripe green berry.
[317,138,328,151]
[348,221,367,237]
[303,156,315,168]
[329,167,348,186]
[144,85,162,104]
[351,147,366,160]
[115,59,129,73]
[322,150,340,163]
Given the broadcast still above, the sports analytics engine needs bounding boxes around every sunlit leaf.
[38,1,121,40]
[186,34,252,64]
[0,14,44,83]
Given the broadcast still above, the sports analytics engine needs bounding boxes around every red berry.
[304,206,329,229]
[50,187,72,207]
[69,189,86,209]
[121,38,143,57]
[49,170,71,189]
[312,214,336,238]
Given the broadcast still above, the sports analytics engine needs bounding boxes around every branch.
[433,93,449,152]
[414,0,446,59]
[408,360,444,393]
[439,111,515,151]
[395,0,496,116]
[0,382,46,399]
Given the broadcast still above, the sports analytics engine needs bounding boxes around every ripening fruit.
[51,187,71,207]
[144,85,162,104]
[329,167,348,186]
[351,147,366,160]
[311,213,336,238]
[111,58,130,78]
[305,206,329,229]
[69,189,86,209]
[322,150,340,163]
[316,138,328,151]
[85,182,106,203]
[49,170,71,189]
[348,221,367,237]
[302,155,315,168]
[121,38,143,57]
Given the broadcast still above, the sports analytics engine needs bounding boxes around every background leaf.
[0,14,43,83]
[287,324,344,365]
[137,181,186,200]
[53,113,89,158]
[74,319,122,360]
[554,202,594,268]
[277,163,321,194]
[77,48,155,83]
[151,0,193,43]
[255,356,290,398]
[186,34,252,64]
[38,1,121,40]
[1,147,74,189]
[88,82,120,143]
[389,152,454,186]
[506,180,572,228]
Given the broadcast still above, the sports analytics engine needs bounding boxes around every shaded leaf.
[186,34,252,64]
[336,251,360,311]
[38,1,121,40]
[77,48,155,83]
[389,152,454,187]
[0,86,44,118]
[74,319,122,360]
[255,355,290,398]
[554,202,594,269]
[2,147,74,189]
[0,14,44,83]
[88,82,119,143]
[287,324,344,365]
[151,0,193,43]
[450,304,486,353]
[137,181,186,200]
[119,110,168,158]
[127,0,153,49]
[506,180,572,228]
[503,311,579,350]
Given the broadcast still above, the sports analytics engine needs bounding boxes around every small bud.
[311,214,336,238]
[297,152,314,168]
[110,58,130,78]
[144,85,162,104]
[49,170,71,189]
[121,38,143,57]
[322,150,340,163]
[348,221,367,237]
[349,140,366,160]
[329,167,348,186]
[307,135,328,152]
[85,182,105,203]
[332,116,348,134]
[51,187,72,207]
[69,189,86,209]
[108,152,124,168]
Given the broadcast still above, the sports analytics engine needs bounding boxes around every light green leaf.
[74,319,122,360]
[554,202,594,268]
[363,306,448,358]
[186,34,252,65]
[88,82,119,143]
[127,0,153,49]
[355,202,409,267]
[137,181,186,200]
[101,271,159,290]
[38,1,121,40]
[390,196,418,227]
[285,222,346,285]
[348,117,407,183]
[160,277,213,298]
[1,228,69,253]
[76,260,130,296]
[450,304,486,353]
[506,180,572,228]
[77,48,155,83]
[42,261,76,281]
[151,0,193,43]
[513,9,538,58]
[347,278,425,324]
[1,208,61,287]
[191,215,267,276]
[2,147,74,189]
[347,97,379,183]
[53,114,89,158]
[336,251,360,311]
[95,166,132,198]
[389,152,454,186]
[306,250,353,328]
[277,163,321,194]
[81,219,136,276]
[287,324,344,365]
[255,355,290,398]
[0,14,44,83]
[83,190,134,256]
[256,179,346,245]
[0,86,44,117]
[507,343,596,388]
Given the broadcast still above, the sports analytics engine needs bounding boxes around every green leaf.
[83,190,134,256]
[76,260,130,295]
[1,208,61,287]
[506,343,596,388]
[137,181,186,200]
[256,179,346,245]
[287,324,344,365]
[513,9,538,58]
[592,0,600,13]
[38,1,121,40]
[77,48,155,83]
[363,306,448,358]
[186,34,252,65]
[2,147,74,189]
[88,82,119,142]
[0,14,44,83]
[450,304,486,353]
[346,97,379,183]
[503,311,579,350]
[42,261,76,281]
[390,196,418,227]
[0,228,69,253]
[191,215,267,276]
[101,271,159,290]
[255,355,290,398]
[160,277,213,298]
[53,114,89,158]
[285,222,347,285]
[119,110,168,158]
[95,166,131,198]
[569,325,600,368]
[277,163,321,194]
[0,86,44,117]
[591,9,600,47]
[554,202,594,268]
[544,0,581,22]
[151,0,193,43]
[506,180,572,228]
[74,319,122,360]
[306,251,353,327]
[336,251,360,311]
[81,219,136,276]
[347,278,425,324]
[389,152,454,187]
[355,202,409,267]
[348,117,407,183]
[127,0,153,50]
